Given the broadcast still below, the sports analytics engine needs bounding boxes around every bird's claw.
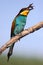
[6,45,11,48]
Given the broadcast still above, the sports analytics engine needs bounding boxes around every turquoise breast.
[14,15,27,35]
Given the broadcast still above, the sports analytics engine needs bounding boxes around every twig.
[0,22,43,54]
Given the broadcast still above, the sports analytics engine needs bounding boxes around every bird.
[7,3,34,61]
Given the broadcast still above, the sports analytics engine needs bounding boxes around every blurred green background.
[0,55,43,65]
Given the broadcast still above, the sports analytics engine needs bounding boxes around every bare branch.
[0,22,43,54]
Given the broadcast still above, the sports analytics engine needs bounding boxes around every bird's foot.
[6,45,11,48]
[19,38,20,41]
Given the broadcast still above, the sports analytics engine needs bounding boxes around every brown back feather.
[11,19,16,37]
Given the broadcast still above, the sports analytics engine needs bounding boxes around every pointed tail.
[7,43,15,61]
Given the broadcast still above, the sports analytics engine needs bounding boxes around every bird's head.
[19,3,34,16]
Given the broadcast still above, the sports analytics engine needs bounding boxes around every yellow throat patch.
[20,10,29,16]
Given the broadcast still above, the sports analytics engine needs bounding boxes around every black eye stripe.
[16,8,28,17]
[20,8,27,13]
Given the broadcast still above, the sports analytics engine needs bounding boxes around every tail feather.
[7,43,15,61]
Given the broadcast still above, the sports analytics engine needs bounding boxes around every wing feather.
[11,19,16,37]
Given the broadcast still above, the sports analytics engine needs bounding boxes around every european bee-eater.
[7,3,34,61]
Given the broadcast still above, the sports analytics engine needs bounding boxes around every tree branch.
[0,22,43,54]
